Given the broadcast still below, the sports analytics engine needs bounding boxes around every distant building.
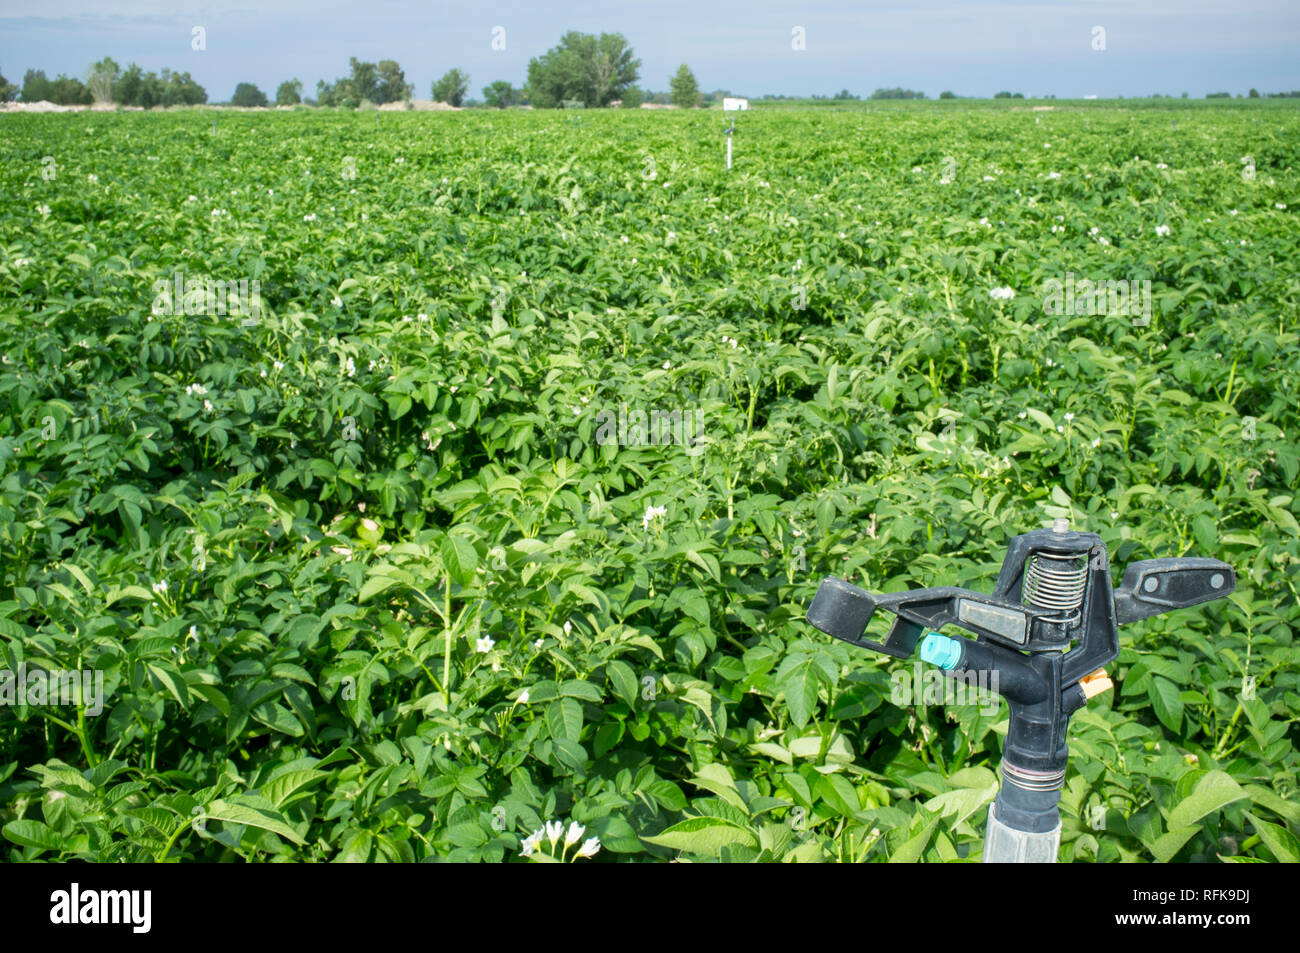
[723,97,749,111]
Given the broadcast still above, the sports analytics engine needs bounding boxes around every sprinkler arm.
[807,554,1235,693]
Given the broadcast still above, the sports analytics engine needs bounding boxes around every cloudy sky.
[1,1,1297,101]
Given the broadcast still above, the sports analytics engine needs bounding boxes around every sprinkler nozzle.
[920,632,963,670]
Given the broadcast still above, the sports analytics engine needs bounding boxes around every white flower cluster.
[520,820,600,861]
[642,504,667,529]
[989,287,1016,300]
[1155,224,1171,237]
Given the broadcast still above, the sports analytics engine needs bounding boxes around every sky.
[0,0,1297,102]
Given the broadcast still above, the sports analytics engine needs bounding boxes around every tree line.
[7,39,1296,109]
[0,58,205,106]
[0,34,708,110]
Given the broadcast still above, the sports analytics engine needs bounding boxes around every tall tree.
[431,68,469,106]
[526,32,639,108]
[276,79,303,105]
[231,82,268,107]
[482,80,516,108]
[21,69,54,103]
[0,68,16,102]
[376,60,410,104]
[348,57,380,103]
[86,57,120,103]
[670,64,699,107]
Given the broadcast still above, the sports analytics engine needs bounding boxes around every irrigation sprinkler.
[806,518,1235,863]
[724,116,735,171]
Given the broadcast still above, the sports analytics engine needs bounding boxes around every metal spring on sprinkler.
[1022,551,1088,623]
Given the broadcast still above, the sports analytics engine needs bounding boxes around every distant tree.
[44,74,92,105]
[86,57,120,103]
[376,60,410,103]
[832,88,859,100]
[620,85,643,108]
[115,64,145,105]
[1206,91,1231,98]
[21,69,54,102]
[1181,91,1189,98]
[348,58,380,102]
[939,90,957,99]
[1012,92,1024,98]
[231,82,268,107]
[871,87,926,100]
[526,31,639,108]
[1248,88,1260,98]
[432,68,469,106]
[0,69,16,102]
[276,79,302,105]
[482,80,516,108]
[993,90,1012,99]
[670,64,699,107]
[168,70,200,105]
[112,64,203,107]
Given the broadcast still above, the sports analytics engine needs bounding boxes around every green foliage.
[21,70,91,105]
[86,57,120,104]
[0,103,1296,863]
[276,79,303,107]
[113,64,206,108]
[231,83,269,108]
[375,61,411,104]
[526,31,640,108]
[620,86,643,109]
[482,81,516,109]
[318,58,409,108]
[431,69,470,108]
[670,64,699,108]
[872,87,927,100]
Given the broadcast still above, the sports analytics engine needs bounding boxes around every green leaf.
[690,762,747,812]
[441,535,478,587]
[890,814,940,863]
[545,697,583,742]
[147,662,190,708]
[1149,826,1199,862]
[642,817,758,856]
[645,780,688,812]
[779,658,823,729]
[358,573,399,602]
[3,819,64,852]
[1148,676,1182,733]
[204,799,305,845]
[262,770,326,810]
[1165,770,1248,830]
[607,660,638,708]
[1244,811,1299,862]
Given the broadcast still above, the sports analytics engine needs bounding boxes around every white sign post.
[721,98,747,172]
